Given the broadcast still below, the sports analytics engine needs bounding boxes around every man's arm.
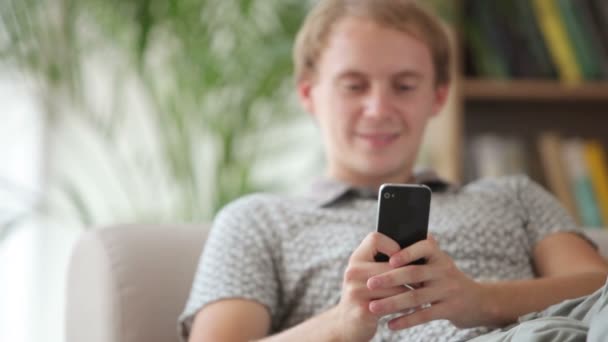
[480,232,608,326]
[189,299,343,342]
[257,307,342,342]
[188,233,407,342]
[365,232,608,330]
[188,300,271,342]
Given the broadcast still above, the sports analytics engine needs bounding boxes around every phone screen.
[375,184,431,263]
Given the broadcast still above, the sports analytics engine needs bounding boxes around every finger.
[387,302,449,330]
[367,264,434,290]
[367,286,409,301]
[343,261,395,283]
[350,232,401,263]
[368,286,441,316]
[389,239,438,268]
[347,284,409,303]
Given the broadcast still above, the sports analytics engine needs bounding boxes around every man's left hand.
[365,234,492,330]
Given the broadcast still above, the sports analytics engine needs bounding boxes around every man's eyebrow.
[393,70,423,80]
[334,70,424,81]
[335,70,367,80]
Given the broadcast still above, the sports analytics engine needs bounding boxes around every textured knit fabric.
[467,278,608,342]
[178,174,584,341]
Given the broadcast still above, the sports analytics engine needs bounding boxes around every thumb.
[351,232,401,262]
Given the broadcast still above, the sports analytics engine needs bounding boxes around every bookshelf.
[459,80,608,182]
[428,0,608,228]
[463,79,608,101]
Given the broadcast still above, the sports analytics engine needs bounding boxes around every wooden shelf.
[463,79,608,101]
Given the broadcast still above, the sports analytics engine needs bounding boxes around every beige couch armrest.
[65,224,208,342]
[584,228,608,260]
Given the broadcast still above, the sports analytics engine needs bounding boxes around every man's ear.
[431,84,450,117]
[297,79,316,116]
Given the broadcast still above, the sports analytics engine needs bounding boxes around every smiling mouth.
[355,132,400,148]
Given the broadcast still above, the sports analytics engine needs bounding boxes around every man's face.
[298,17,448,184]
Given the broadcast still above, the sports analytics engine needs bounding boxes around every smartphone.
[374,184,431,264]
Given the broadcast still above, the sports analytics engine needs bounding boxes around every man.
[179,0,608,341]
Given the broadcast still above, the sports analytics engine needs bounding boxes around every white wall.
[0,72,43,342]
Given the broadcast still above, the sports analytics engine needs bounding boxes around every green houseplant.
[0,0,312,233]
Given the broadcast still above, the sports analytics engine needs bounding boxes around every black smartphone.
[374,184,431,264]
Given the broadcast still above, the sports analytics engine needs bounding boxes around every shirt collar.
[305,169,458,208]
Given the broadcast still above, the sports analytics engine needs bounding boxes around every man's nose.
[363,88,393,119]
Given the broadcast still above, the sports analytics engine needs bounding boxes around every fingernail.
[369,301,382,313]
[390,256,401,267]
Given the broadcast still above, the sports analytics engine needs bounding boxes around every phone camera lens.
[384,193,391,199]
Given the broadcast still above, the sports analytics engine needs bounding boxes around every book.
[512,0,558,78]
[579,0,608,79]
[464,0,510,79]
[562,139,603,228]
[470,134,527,179]
[556,0,605,80]
[588,0,608,46]
[532,0,584,83]
[583,141,608,228]
[470,135,505,179]
[484,1,533,78]
[502,138,528,176]
[537,133,580,223]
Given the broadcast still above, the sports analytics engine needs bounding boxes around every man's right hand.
[333,232,408,342]
[189,232,410,342]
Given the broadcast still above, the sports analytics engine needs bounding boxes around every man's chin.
[354,161,410,181]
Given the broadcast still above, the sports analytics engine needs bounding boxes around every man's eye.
[345,83,365,92]
[396,84,415,92]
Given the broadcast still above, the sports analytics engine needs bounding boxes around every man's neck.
[327,168,415,191]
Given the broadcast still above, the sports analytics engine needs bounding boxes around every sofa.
[65,225,608,342]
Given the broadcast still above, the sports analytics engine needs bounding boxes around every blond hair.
[293,0,452,86]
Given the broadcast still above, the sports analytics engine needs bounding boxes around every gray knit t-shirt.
[178,174,583,341]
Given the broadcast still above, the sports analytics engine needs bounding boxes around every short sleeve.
[177,195,280,341]
[514,175,581,247]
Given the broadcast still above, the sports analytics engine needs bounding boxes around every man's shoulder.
[217,192,312,218]
[462,174,535,193]
[210,192,315,239]
[452,174,544,208]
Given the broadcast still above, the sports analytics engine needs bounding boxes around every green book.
[464,0,510,78]
[493,1,538,77]
[556,0,604,79]
[579,0,608,79]
[512,0,558,78]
